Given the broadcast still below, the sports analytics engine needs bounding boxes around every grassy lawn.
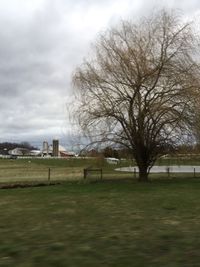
[0,178,200,266]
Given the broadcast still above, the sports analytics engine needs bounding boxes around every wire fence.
[1,158,200,186]
[0,167,84,184]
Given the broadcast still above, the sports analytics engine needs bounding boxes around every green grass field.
[0,178,200,266]
[0,157,135,184]
[1,155,200,184]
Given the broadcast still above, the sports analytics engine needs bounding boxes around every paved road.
[115,166,200,173]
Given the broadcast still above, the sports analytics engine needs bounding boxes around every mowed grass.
[0,179,200,266]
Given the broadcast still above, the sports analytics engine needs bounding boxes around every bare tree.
[72,10,200,181]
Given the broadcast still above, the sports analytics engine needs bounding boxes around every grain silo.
[52,139,59,157]
[43,141,49,155]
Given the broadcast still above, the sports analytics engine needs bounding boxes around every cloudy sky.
[0,0,200,148]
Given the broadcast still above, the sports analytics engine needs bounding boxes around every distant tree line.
[80,144,200,159]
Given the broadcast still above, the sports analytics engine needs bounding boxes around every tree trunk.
[138,165,149,182]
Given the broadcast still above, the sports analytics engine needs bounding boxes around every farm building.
[8,147,41,157]
[42,140,75,157]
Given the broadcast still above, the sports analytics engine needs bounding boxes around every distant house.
[9,147,30,156]
[8,148,41,157]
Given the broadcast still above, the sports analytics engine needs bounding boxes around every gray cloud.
[0,0,199,147]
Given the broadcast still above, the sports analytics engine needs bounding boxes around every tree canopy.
[72,10,200,181]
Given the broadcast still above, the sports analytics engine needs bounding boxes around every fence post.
[48,168,51,183]
[194,168,196,178]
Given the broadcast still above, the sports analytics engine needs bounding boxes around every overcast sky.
[0,0,200,148]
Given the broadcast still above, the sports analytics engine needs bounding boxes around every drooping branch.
[72,9,200,181]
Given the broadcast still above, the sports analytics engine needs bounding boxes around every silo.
[53,139,59,157]
[43,141,49,155]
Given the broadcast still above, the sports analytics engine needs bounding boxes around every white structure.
[29,150,42,156]
[106,157,120,164]
[42,141,49,155]
[8,148,41,157]
[9,147,28,156]
[42,140,76,157]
